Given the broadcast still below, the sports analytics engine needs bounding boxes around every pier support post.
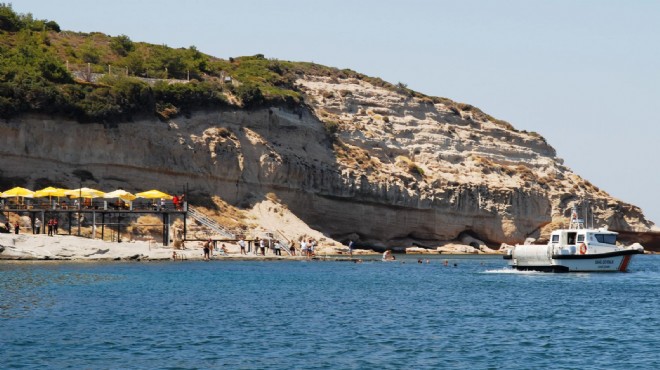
[183,211,187,242]
[162,212,170,246]
[117,212,121,243]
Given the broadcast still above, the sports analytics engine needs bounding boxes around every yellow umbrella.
[136,189,173,200]
[65,187,106,198]
[1,186,34,198]
[104,189,137,201]
[34,186,68,198]
[34,186,68,208]
[1,186,34,208]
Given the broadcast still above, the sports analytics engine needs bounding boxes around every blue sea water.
[1,254,659,369]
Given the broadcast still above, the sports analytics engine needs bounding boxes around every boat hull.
[508,249,642,273]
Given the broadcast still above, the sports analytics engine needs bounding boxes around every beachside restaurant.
[0,187,186,212]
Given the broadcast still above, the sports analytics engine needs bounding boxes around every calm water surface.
[1,255,659,369]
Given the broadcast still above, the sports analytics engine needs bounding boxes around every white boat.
[504,207,644,272]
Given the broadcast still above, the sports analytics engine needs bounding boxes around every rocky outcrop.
[0,75,653,248]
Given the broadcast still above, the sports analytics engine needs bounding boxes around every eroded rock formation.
[0,75,653,248]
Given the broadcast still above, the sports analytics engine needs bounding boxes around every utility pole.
[77,182,82,236]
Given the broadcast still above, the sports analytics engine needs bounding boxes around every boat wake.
[482,268,542,274]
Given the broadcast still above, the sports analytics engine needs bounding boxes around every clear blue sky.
[14,0,660,225]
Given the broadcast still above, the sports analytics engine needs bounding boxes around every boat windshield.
[594,234,617,245]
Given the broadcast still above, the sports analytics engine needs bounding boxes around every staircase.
[187,207,235,239]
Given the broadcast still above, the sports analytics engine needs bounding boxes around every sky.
[13,0,660,224]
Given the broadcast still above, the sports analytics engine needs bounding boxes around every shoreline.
[0,233,381,262]
[0,233,507,262]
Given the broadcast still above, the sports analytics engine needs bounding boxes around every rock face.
[0,75,653,247]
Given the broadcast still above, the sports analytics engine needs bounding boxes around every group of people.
[235,237,317,257]
[201,238,228,260]
[2,217,60,235]
[29,217,60,235]
[46,218,59,236]
[239,237,287,256]
[299,239,317,257]
[153,194,185,211]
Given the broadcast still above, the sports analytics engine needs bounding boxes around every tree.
[0,3,22,31]
[44,20,60,32]
[110,34,134,56]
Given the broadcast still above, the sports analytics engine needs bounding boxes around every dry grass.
[127,215,163,240]
[333,142,374,171]
[266,192,280,202]
[189,195,250,234]
[395,155,424,177]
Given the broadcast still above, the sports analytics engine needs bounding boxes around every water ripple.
[1,255,659,368]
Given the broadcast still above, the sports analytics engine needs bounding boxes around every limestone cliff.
[0,75,653,248]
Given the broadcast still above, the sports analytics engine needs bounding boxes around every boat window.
[567,232,577,245]
[551,234,559,243]
[577,234,584,242]
[595,234,617,245]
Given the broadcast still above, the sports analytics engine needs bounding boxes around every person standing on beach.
[309,239,316,256]
[34,218,41,234]
[202,239,211,261]
[253,238,259,255]
[289,241,296,256]
[53,218,58,235]
[259,238,266,256]
[301,239,308,257]
[14,221,19,234]
[348,240,354,256]
[239,238,247,255]
[47,218,53,236]
[273,240,282,256]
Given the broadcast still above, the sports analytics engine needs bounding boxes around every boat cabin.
[550,229,618,248]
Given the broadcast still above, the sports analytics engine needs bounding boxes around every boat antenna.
[585,200,590,229]
[584,199,594,228]
[569,205,584,230]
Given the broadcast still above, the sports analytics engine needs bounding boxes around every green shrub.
[110,35,135,56]
[323,120,339,135]
[81,42,101,64]
[408,163,424,176]
[44,20,60,32]
[232,82,264,108]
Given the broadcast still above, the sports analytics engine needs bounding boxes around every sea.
[1,254,659,369]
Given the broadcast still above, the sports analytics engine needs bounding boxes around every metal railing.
[187,207,234,239]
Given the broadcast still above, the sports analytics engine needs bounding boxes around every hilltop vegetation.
[0,4,508,126]
[0,4,330,122]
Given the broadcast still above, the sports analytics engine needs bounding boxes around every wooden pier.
[2,205,187,246]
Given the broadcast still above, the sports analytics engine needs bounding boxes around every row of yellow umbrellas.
[1,186,174,201]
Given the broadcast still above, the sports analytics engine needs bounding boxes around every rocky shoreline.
[0,233,502,262]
